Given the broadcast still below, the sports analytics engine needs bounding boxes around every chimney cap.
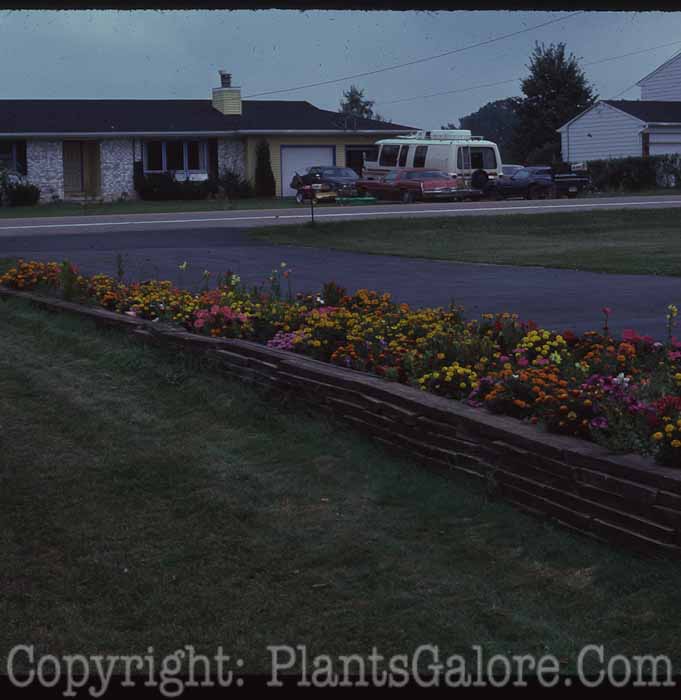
[218,70,232,88]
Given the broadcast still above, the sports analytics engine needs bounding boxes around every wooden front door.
[63,141,101,196]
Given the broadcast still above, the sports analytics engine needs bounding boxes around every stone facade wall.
[100,138,137,201]
[26,140,64,202]
[217,138,246,178]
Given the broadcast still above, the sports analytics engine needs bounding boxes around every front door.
[63,141,101,197]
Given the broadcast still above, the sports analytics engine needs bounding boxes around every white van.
[362,129,502,190]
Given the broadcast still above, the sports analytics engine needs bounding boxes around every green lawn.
[249,208,681,276]
[3,298,681,675]
[0,196,312,219]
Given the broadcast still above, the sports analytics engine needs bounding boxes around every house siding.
[639,53,681,101]
[245,134,384,196]
[26,140,64,202]
[100,138,137,201]
[561,102,644,163]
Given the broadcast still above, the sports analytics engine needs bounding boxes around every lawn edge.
[3,285,681,558]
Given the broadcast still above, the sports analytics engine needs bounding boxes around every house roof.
[602,100,681,124]
[636,50,681,87]
[557,99,681,132]
[0,99,415,135]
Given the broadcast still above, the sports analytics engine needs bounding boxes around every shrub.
[3,181,41,207]
[587,155,681,193]
[133,169,219,201]
[218,169,254,199]
[254,139,276,197]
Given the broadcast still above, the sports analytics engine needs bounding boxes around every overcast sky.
[2,10,681,128]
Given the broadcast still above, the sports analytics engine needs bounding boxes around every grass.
[2,298,681,675]
[0,197,309,219]
[249,208,681,276]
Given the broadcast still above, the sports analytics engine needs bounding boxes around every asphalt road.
[2,200,681,339]
[2,194,681,236]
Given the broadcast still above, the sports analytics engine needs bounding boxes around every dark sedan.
[290,166,360,203]
[485,167,555,200]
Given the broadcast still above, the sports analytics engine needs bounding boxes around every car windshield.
[502,166,522,176]
[405,171,448,180]
[320,168,358,179]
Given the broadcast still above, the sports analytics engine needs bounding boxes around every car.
[484,166,556,200]
[525,165,591,198]
[290,166,360,203]
[356,168,479,203]
[500,164,524,177]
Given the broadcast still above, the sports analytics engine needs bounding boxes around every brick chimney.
[212,70,242,115]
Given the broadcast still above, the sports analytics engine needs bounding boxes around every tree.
[511,42,597,164]
[443,97,522,163]
[254,139,276,197]
[338,85,389,122]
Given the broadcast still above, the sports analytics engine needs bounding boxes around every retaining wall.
[4,286,681,558]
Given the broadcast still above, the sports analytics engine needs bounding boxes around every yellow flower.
[653,432,664,441]
[673,440,681,449]
[665,424,675,434]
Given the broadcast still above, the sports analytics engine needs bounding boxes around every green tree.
[511,42,597,164]
[444,97,522,163]
[254,139,276,198]
[339,84,375,119]
[339,85,389,122]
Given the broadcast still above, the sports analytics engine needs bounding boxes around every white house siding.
[560,102,644,163]
[639,53,681,101]
[648,127,681,156]
[217,138,246,177]
[100,138,137,201]
[26,140,64,202]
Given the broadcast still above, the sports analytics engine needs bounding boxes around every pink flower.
[194,319,205,329]
[499,355,510,363]
[517,357,529,367]
[602,307,612,315]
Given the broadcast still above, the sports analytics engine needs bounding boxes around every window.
[187,142,201,171]
[146,141,163,171]
[407,170,447,180]
[143,141,207,174]
[384,171,398,182]
[166,142,184,171]
[398,146,409,167]
[413,145,428,168]
[513,169,530,180]
[457,146,497,170]
[0,141,16,171]
[379,145,399,167]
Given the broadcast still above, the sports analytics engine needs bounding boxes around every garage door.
[281,146,335,196]
[650,143,681,156]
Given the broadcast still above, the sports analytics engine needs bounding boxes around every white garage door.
[281,146,335,196]
[650,143,681,156]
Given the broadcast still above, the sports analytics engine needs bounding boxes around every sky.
[2,10,681,128]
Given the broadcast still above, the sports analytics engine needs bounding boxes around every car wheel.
[401,190,415,204]
[526,186,539,200]
[295,191,305,204]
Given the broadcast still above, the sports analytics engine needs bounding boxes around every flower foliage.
[5,259,681,467]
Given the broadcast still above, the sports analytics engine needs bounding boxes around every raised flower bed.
[4,259,681,555]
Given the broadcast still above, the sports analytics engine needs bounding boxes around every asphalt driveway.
[2,225,680,340]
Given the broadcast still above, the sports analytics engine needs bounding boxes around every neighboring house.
[0,71,415,201]
[558,50,681,163]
